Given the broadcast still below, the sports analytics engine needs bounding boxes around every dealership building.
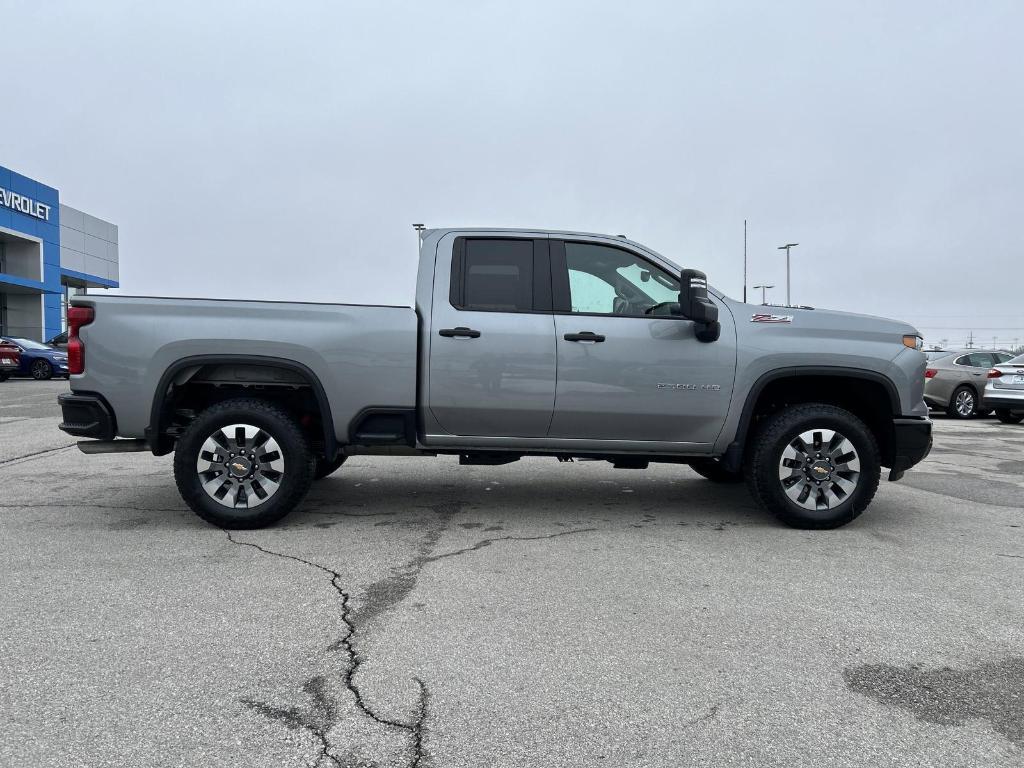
[0,164,119,342]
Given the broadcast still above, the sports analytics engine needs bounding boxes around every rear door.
[546,239,736,446]
[426,235,557,437]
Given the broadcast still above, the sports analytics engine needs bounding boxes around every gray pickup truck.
[58,227,932,530]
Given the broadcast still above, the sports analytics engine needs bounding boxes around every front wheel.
[745,404,881,529]
[173,398,314,529]
[995,409,1024,425]
[31,359,53,380]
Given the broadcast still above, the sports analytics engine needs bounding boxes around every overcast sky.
[3,0,1022,347]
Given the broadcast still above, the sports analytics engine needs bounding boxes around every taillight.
[67,305,94,375]
[924,369,937,379]
[987,368,1003,379]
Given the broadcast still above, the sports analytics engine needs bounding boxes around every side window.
[451,239,535,312]
[559,242,679,316]
[968,353,994,368]
[953,354,972,367]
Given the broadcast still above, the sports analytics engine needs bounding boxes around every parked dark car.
[0,337,70,380]
[0,340,19,382]
[46,330,68,349]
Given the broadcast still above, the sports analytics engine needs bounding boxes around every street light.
[777,243,798,306]
[752,284,775,305]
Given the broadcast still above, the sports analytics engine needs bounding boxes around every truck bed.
[71,294,418,441]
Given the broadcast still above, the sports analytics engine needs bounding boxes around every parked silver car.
[923,349,1016,418]
[983,353,1024,424]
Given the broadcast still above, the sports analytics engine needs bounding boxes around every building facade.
[0,164,118,342]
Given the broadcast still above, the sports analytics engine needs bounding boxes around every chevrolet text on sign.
[0,187,51,221]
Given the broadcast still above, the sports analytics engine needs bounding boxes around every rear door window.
[450,238,547,312]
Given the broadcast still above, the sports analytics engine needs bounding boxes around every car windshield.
[9,338,52,351]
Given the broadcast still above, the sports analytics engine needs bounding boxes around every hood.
[724,298,920,345]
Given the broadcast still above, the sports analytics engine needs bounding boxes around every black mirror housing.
[678,269,720,342]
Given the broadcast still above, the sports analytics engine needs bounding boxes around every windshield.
[8,338,53,351]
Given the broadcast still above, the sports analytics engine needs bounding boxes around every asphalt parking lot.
[1,378,1022,767]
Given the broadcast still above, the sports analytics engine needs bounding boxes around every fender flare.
[721,366,901,471]
[147,354,337,458]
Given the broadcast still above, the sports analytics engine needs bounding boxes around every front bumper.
[58,392,115,440]
[888,417,933,481]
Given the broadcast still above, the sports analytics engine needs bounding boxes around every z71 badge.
[751,313,793,323]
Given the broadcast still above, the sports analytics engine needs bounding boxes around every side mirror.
[678,269,721,343]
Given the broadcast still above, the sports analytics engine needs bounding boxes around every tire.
[946,385,978,419]
[0,372,8,382]
[173,398,314,529]
[995,410,1024,425]
[30,359,53,380]
[689,458,744,483]
[313,455,347,480]
[745,403,881,529]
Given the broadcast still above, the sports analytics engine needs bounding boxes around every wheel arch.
[148,354,337,458]
[725,367,901,470]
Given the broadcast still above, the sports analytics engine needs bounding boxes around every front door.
[547,239,736,446]
[427,235,557,437]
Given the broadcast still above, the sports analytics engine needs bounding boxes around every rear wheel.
[313,455,347,480]
[30,359,53,380]
[995,409,1024,425]
[947,385,978,419]
[689,458,743,483]
[173,398,314,529]
[745,403,880,529]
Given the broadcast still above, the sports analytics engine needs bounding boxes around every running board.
[77,439,150,454]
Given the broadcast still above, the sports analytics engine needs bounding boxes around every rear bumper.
[888,417,933,481]
[58,392,116,440]
[982,395,1024,412]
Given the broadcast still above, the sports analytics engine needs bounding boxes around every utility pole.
[967,331,974,349]
[743,220,748,304]
[753,284,774,305]
[777,243,798,306]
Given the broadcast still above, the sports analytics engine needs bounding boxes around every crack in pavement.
[0,444,76,467]
[422,528,598,565]
[680,702,722,728]
[0,502,185,514]
[224,531,429,768]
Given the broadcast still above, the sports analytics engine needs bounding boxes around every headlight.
[903,334,924,351]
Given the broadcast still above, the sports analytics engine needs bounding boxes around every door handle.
[563,331,606,342]
[438,327,481,338]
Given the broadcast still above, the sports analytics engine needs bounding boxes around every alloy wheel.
[195,423,285,509]
[777,428,861,511]
[954,389,975,417]
[31,360,51,380]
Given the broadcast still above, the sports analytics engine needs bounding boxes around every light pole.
[753,284,774,305]
[777,243,798,306]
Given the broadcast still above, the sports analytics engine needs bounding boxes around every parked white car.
[983,353,1024,424]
